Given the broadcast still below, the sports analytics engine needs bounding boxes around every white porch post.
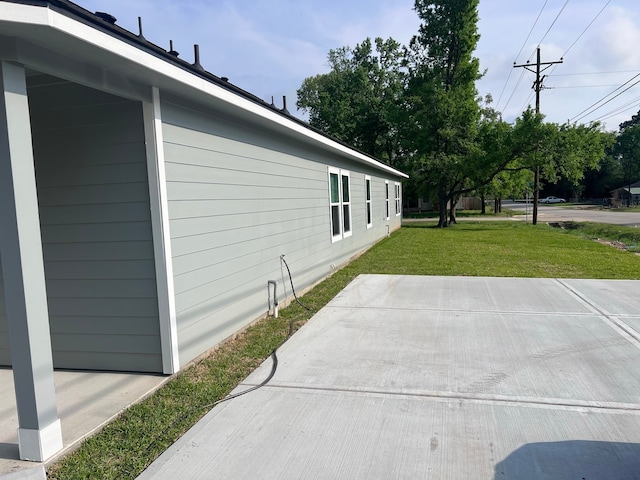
[143,87,180,374]
[0,61,63,461]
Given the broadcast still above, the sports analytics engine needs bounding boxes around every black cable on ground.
[280,254,313,312]
[141,255,309,458]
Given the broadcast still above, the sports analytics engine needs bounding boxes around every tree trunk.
[437,182,448,227]
[449,208,457,224]
[449,196,458,224]
[481,194,486,214]
[533,166,540,225]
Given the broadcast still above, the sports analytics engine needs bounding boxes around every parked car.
[540,196,566,204]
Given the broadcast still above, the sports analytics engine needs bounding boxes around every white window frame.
[385,180,390,220]
[328,167,352,242]
[365,175,372,229]
[395,182,401,216]
[341,170,352,238]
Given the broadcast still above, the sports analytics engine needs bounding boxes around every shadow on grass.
[402,222,518,231]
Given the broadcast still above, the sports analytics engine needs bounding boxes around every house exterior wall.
[159,95,402,366]
[0,74,162,371]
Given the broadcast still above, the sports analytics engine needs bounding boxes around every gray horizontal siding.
[161,97,403,366]
[0,74,162,372]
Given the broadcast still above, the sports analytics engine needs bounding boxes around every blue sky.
[73,0,640,131]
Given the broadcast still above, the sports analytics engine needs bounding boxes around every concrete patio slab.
[138,275,640,480]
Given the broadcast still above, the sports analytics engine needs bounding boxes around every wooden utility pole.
[514,47,563,224]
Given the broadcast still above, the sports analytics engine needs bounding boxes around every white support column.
[0,61,63,461]
[143,87,180,374]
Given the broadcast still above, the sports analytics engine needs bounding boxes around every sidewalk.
[138,275,640,479]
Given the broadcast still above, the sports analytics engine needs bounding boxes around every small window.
[365,176,372,229]
[329,171,341,239]
[342,172,352,237]
[395,182,401,216]
[328,167,351,241]
[385,181,390,220]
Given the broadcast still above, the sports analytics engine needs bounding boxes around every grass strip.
[549,221,640,253]
[47,221,640,479]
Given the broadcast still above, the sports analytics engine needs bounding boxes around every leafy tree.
[615,122,640,203]
[581,151,625,199]
[404,0,482,227]
[296,2,612,226]
[504,111,613,222]
[296,37,406,167]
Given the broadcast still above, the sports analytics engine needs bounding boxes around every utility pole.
[514,47,563,225]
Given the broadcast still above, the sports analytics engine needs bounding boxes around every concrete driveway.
[138,275,640,480]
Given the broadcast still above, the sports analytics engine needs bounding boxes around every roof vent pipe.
[137,17,146,41]
[168,40,179,57]
[192,44,204,71]
[95,11,117,24]
[281,95,290,115]
[221,77,229,82]
[270,96,277,108]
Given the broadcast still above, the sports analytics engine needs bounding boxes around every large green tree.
[296,37,406,167]
[296,1,612,224]
[404,0,482,227]
[502,110,613,223]
[615,118,640,203]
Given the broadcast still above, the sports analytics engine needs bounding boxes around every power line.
[591,96,640,123]
[496,0,549,111]
[550,70,640,77]
[543,1,612,92]
[501,67,527,113]
[518,90,536,114]
[570,72,640,122]
[562,0,611,57]
[516,0,548,63]
[549,84,620,89]
[510,0,568,113]
[537,0,570,48]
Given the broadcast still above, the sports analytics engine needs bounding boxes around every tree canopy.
[297,0,615,225]
[297,37,406,167]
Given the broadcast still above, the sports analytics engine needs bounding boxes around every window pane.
[366,204,372,225]
[331,205,341,236]
[342,175,350,202]
[343,205,351,232]
[366,179,371,200]
[330,173,339,203]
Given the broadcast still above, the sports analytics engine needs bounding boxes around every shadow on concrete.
[495,440,640,479]
[0,445,18,462]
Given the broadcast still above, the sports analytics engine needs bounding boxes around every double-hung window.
[395,182,401,216]
[385,181,390,220]
[365,176,372,229]
[329,167,352,242]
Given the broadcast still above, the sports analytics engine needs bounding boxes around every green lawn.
[47,222,640,479]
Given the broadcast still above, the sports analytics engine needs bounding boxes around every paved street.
[504,201,640,226]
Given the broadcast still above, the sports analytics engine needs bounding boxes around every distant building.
[0,0,406,461]
[610,181,640,206]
